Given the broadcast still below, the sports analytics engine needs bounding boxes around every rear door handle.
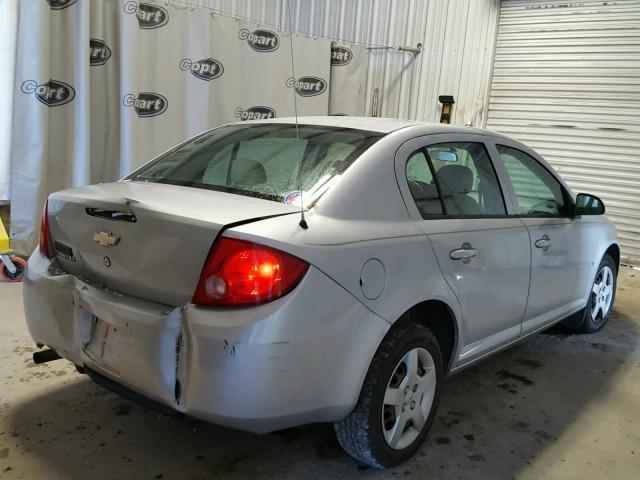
[450,243,477,263]
[535,235,552,250]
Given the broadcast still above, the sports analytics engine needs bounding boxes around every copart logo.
[90,39,112,66]
[124,1,169,29]
[286,76,327,97]
[238,28,279,52]
[179,58,224,81]
[122,92,168,117]
[47,0,77,9]
[21,80,75,107]
[331,46,352,66]
[234,106,276,121]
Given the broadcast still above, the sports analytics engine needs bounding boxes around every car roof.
[239,115,504,137]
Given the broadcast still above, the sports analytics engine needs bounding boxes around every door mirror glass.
[575,193,605,216]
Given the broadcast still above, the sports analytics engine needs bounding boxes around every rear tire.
[334,322,443,468]
[0,256,27,282]
[562,254,617,333]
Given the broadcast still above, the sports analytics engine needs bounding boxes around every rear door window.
[427,142,506,216]
[406,142,506,217]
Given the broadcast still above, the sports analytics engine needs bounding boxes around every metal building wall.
[486,0,640,263]
[172,0,501,126]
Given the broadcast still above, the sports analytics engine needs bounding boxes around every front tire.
[563,253,617,333]
[334,322,443,468]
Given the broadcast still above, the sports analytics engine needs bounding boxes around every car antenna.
[286,0,308,230]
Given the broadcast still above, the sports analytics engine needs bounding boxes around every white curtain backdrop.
[329,42,367,116]
[10,0,344,255]
[0,0,18,204]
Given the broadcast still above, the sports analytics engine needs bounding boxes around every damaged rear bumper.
[23,252,389,433]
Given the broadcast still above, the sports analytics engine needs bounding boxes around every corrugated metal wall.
[171,0,501,126]
[487,0,640,264]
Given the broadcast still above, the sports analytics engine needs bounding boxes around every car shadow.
[5,308,638,480]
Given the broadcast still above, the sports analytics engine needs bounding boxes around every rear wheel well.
[605,244,620,272]
[397,300,457,373]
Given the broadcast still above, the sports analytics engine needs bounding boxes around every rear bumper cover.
[23,252,389,433]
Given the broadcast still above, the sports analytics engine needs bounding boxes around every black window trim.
[405,149,447,216]
[423,148,448,216]
[495,144,575,219]
[405,141,510,220]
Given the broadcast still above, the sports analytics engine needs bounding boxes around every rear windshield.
[127,123,383,204]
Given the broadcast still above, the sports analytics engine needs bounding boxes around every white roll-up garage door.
[486,0,640,264]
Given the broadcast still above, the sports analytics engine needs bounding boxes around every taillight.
[192,237,309,306]
[39,198,50,258]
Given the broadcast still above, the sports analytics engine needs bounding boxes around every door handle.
[450,243,477,263]
[535,235,552,250]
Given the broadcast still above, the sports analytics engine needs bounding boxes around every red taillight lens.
[39,198,50,258]
[192,237,310,306]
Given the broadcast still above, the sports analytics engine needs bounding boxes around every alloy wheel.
[382,347,437,450]
[591,265,614,323]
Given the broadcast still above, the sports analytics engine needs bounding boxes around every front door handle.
[535,235,552,251]
[450,243,477,263]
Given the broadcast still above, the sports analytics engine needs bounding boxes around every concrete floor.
[1,269,639,480]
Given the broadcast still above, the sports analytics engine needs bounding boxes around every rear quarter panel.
[227,213,464,353]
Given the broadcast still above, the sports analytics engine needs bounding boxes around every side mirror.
[574,193,605,216]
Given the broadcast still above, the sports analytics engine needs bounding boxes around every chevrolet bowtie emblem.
[93,231,120,247]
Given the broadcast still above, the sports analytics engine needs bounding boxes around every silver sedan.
[24,117,619,467]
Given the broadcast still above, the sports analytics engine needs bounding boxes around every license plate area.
[84,316,124,376]
[79,307,181,407]
[75,284,182,406]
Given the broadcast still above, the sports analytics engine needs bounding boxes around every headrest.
[230,158,267,185]
[437,165,473,195]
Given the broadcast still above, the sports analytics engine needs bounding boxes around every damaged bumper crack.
[23,251,390,433]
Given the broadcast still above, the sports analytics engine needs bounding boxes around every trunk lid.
[47,181,297,306]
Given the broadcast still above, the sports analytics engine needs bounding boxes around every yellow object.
[0,218,12,255]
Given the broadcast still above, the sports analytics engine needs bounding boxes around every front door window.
[496,145,568,216]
